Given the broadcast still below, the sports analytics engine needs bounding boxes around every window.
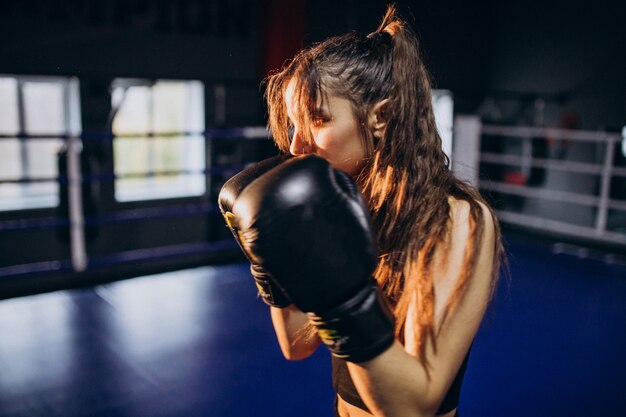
[111,79,205,202]
[0,76,81,211]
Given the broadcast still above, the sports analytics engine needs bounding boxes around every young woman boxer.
[220,5,504,417]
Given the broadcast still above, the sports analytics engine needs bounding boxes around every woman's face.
[285,78,367,177]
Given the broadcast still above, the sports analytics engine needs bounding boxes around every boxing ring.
[3,118,624,289]
[1,103,625,415]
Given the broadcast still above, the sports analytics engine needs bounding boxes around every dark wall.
[1,0,625,129]
[486,0,626,129]
[0,0,264,128]
[306,0,496,108]
[304,0,625,129]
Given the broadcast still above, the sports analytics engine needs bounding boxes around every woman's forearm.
[270,305,321,360]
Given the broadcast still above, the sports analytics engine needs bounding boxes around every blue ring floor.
[0,236,625,417]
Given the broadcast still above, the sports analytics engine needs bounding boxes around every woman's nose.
[289,128,309,156]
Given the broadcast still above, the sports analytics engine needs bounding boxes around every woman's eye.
[313,115,330,126]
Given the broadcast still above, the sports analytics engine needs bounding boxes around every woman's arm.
[346,200,497,417]
[270,305,322,360]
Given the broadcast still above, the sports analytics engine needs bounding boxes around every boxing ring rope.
[480,124,623,143]
[0,241,237,278]
[480,152,626,177]
[454,118,626,246]
[0,203,221,231]
[0,166,250,187]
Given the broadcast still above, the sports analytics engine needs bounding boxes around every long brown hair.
[265,5,504,362]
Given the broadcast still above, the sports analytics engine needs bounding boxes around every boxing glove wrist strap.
[250,265,292,308]
[307,282,395,363]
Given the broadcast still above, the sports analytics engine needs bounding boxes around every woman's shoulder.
[431,196,496,291]
[446,195,495,243]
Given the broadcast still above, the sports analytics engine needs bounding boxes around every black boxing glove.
[232,155,395,362]
[218,155,292,308]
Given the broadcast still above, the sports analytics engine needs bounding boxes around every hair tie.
[369,31,392,47]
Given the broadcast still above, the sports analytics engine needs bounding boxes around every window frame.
[110,78,207,203]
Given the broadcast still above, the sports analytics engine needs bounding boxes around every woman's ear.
[368,99,390,139]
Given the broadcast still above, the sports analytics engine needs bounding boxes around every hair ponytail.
[364,6,501,362]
